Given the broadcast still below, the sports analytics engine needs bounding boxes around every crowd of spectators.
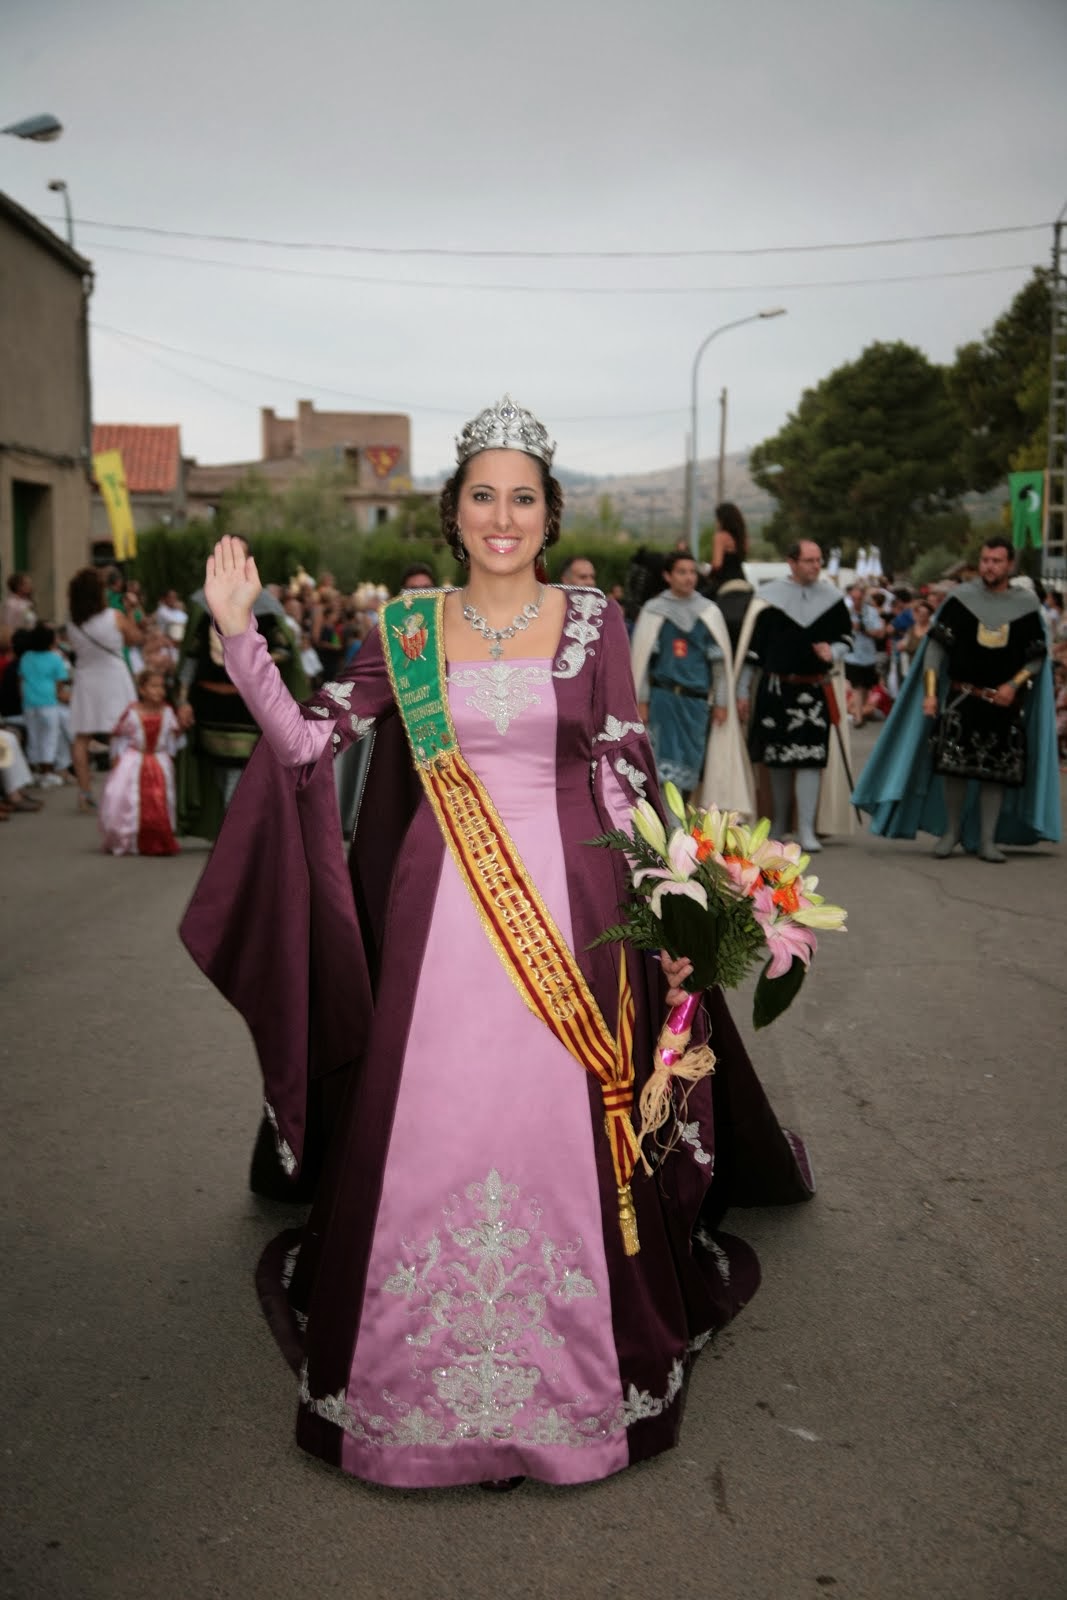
[3,549,1066,828]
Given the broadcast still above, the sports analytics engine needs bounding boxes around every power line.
[91,323,689,421]
[50,213,1050,259]
[85,240,1039,294]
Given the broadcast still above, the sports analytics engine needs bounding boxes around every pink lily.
[752,885,818,978]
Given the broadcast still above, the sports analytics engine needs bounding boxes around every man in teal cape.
[853,548,1059,857]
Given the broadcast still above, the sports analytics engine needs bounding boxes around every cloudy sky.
[3,0,1065,482]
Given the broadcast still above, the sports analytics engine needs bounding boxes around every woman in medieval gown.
[181,397,814,1491]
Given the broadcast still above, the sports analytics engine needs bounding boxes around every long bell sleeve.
[221,618,393,766]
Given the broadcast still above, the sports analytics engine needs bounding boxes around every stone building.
[186,400,422,528]
[0,190,93,620]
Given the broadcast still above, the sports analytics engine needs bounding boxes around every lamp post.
[2,113,63,142]
[48,179,73,246]
[687,308,786,554]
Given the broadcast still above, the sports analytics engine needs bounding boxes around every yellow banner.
[93,450,137,559]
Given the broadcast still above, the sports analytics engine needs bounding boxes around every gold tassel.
[617,1184,640,1255]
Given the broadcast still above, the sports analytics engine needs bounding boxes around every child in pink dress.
[98,670,184,855]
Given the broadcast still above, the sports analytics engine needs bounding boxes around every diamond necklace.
[461,585,545,660]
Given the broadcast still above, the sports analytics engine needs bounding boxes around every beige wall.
[260,401,412,488]
[0,205,93,621]
[0,450,91,625]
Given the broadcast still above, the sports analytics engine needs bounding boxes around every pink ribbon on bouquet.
[636,989,716,1170]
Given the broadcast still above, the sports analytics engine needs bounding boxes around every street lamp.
[688,308,786,553]
[2,113,63,142]
[48,178,74,246]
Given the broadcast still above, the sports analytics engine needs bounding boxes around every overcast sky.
[3,0,1065,482]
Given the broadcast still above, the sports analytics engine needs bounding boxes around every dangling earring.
[539,531,549,556]
[455,527,469,564]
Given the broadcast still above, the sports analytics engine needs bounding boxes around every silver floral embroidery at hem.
[263,1099,296,1176]
[694,1225,732,1284]
[281,1244,301,1289]
[449,663,551,735]
[308,704,330,718]
[553,593,607,679]
[677,1119,712,1167]
[296,1169,685,1450]
[350,713,375,739]
[595,714,646,744]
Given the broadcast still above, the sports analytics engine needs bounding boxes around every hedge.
[129,524,657,606]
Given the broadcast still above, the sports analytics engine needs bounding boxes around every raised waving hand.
[205,536,262,637]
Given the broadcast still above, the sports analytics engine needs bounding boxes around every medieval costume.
[736,578,854,850]
[99,702,183,856]
[176,587,308,841]
[181,587,814,1491]
[853,581,1059,858]
[631,592,751,811]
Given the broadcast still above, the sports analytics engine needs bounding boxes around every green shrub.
[129,524,322,607]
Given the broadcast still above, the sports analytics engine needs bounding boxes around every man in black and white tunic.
[736,541,853,852]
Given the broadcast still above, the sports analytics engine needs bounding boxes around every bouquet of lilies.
[589,783,847,1158]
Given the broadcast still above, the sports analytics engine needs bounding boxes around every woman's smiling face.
[456,450,546,579]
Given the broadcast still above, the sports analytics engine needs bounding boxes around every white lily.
[693,804,735,854]
[791,901,848,930]
[661,781,688,827]
[632,799,668,857]
[633,828,709,919]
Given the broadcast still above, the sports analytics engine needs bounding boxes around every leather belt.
[650,678,709,701]
[950,680,1002,704]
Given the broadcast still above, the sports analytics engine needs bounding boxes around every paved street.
[3,734,1065,1600]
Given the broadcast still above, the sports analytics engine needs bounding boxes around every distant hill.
[418,451,1009,543]
[418,451,774,539]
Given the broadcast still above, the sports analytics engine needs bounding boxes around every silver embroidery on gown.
[449,663,552,736]
[595,714,646,743]
[553,593,607,679]
[321,681,354,709]
[613,756,648,798]
[263,1098,296,1175]
[676,1118,713,1167]
[297,1170,685,1450]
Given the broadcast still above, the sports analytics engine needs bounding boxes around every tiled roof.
[92,424,181,494]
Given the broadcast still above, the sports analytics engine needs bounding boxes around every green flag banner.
[1009,470,1044,550]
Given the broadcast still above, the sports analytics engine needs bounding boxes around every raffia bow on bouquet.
[588,783,847,1168]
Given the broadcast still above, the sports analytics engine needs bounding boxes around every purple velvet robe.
[181,589,813,1487]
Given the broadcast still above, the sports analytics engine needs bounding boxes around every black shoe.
[478,1476,526,1493]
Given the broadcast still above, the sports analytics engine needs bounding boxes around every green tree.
[750,341,966,576]
[948,269,1051,487]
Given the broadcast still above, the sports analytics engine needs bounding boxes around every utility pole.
[716,387,728,505]
[1044,205,1067,584]
[682,431,692,549]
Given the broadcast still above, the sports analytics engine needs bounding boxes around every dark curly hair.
[714,501,748,559]
[439,454,564,562]
[68,566,106,627]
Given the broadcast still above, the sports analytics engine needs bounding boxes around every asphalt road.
[2,731,1065,1600]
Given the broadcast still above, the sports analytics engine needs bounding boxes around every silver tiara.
[455,394,555,468]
